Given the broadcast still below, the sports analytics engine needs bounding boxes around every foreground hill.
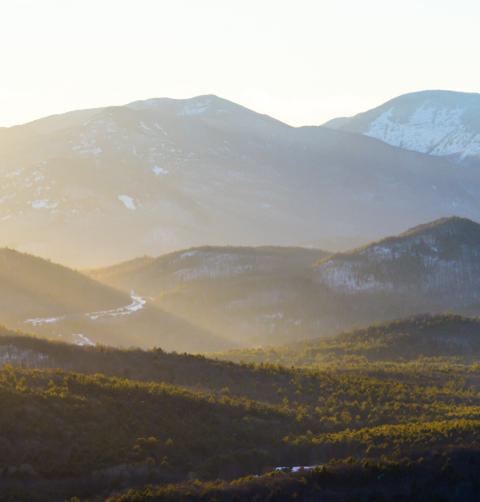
[108,448,480,502]
[325,90,480,167]
[2,95,480,266]
[0,331,479,500]
[218,314,480,367]
[2,325,478,423]
[90,245,329,345]
[0,249,228,352]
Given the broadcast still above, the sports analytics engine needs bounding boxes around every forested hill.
[1,325,480,500]
[108,447,480,502]
[217,314,480,366]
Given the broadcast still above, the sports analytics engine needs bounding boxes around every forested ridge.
[1,319,480,500]
[106,448,480,501]
[218,314,480,366]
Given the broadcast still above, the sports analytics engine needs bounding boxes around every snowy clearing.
[72,334,96,346]
[152,165,169,176]
[118,194,137,210]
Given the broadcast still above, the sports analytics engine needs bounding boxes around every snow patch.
[118,195,137,210]
[179,99,211,116]
[25,315,65,327]
[179,250,197,259]
[0,346,50,367]
[275,466,318,472]
[152,165,169,176]
[31,199,58,210]
[86,292,146,320]
[72,334,96,346]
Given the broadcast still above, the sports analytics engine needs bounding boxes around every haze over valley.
[2,1,480,500]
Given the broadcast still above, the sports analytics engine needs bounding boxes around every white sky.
[1,0,479,127]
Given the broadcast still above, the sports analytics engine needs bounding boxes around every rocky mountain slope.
[2,94,480,267]
[325,90,480,166]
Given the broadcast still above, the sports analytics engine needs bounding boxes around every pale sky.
[1,0,479,127]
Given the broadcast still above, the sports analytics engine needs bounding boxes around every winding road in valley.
[24,292,146,346]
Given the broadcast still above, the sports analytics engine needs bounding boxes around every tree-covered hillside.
[1,319,480,500]
[107,448,480,501]
[218,314,480,367]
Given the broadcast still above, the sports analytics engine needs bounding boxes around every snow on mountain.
[324,90,480,166]
[118,195,137,210]
[3,93,480,267]
[91,220,480,346]
[314,217,480,309]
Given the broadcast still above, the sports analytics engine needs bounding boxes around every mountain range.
[89,216,480,347]
[325,90,480,166]
[2,92,480,267]
[3,91,480,499]
[2,216,480,351]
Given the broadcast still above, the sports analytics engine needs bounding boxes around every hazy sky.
[1,0,479,127]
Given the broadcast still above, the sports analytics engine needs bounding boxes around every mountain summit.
[324,90,480,166]
[2,95,480,266]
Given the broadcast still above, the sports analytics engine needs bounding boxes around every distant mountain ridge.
[91,219,480,346]
[314,216,480,303]
[90,245,330,346]
[3,93,480,266]
[324,90,480,166]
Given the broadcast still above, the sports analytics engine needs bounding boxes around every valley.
[1,78,480,502]
[3,2,480,499]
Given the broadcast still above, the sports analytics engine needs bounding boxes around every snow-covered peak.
[325,90,480,165]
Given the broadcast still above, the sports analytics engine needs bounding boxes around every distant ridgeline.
[2,91,480,267]
[88,217,480,348]
[5,217,480,352]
